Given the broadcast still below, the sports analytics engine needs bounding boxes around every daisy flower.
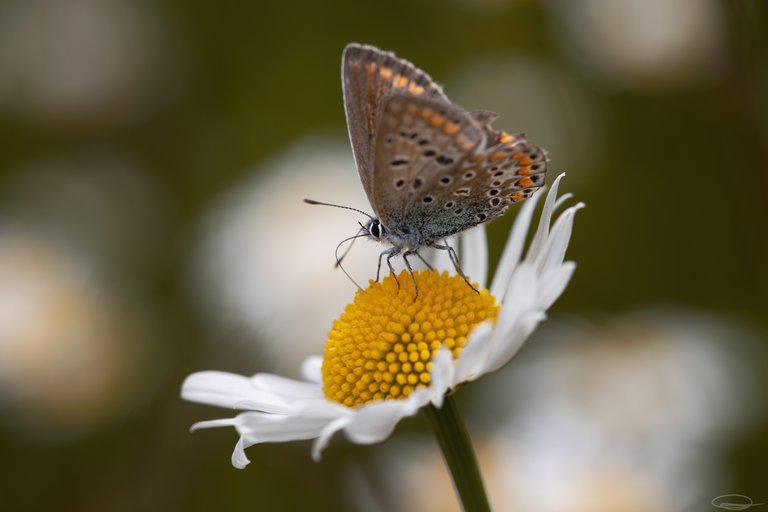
[182,173,582,471]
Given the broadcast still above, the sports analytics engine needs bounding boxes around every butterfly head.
[363,218,384,240]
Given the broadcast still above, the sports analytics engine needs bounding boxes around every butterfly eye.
[368,220,384,238]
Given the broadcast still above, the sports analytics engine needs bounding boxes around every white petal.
[231,436,252,469]
[345,390,429,443]
[251,373,325,399]
[534,203,584,273]
[538,262,576,310]
[526,173,565,262]
[486,311,545,373]
[490,187,541,299]
[344,404,410,442]
[454,321,494,383]
[496,264,538,340]
[429,349,455,407]
[460,226,488,289]
[190,418,238,431]
[554,192,574,211]
[182,371,279,409]
[235,409,343,442]
[301,356,323,383]
[312,416,353,461]
[481,265,540,372]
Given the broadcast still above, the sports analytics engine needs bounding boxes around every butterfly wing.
[342,44,448,204]
[419,131,547,238]
[370,93,485,234]
[372,94,547,241]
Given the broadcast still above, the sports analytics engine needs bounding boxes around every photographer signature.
[712,494,765,511]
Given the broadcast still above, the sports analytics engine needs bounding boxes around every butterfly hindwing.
[371,94,485,234]
[421,133,547,237]
[392,128,546,240]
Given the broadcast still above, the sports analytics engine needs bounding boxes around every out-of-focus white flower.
[0,156,165,439]
[0,0,171,123]
[191,136,411,375]
[0,234,151,439]
[373,309,764,512]
[182,174,582,467]
[547,0,726,90]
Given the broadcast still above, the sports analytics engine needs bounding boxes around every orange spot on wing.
[517,177,534,187]
[489,151,506,162]
[429,114,445,127]
[518,156,533,166]
[394,74,408,88]
[379,67,393,80]
[442,122,460,135]
[500,132,515,143]
[470,154,484,162]
[456,134,475,151]
[365,62,377,74]
[512,192,524,202]
[408,83,425,95]
[516,166,532,175]
[418,108,433,120]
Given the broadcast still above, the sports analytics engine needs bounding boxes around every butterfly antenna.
[335,229,361,269]
[334,230,369,290]
[303,199,374,220]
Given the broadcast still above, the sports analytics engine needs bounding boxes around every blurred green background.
[0,0,766,511]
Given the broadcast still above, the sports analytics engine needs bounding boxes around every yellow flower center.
[322,270,499,407]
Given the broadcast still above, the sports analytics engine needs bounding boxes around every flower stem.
[424,396,491,512]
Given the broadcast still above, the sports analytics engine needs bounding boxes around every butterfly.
[307,43,547,294]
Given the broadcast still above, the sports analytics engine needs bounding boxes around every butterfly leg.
[428,241,479,294]
[415,251,434,271]
[402,250,421,299]
[376,247,399,282]
[379,247,402,291]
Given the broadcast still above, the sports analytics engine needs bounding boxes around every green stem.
[423,395,491,512]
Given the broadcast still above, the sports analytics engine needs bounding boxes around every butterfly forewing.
[342,44,448,202]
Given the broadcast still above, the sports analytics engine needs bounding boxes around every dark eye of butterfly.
[367,219,384,239]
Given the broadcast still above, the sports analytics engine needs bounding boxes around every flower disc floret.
[322,270,500,407]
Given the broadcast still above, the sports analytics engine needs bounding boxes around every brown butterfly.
[307,44,546,294]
